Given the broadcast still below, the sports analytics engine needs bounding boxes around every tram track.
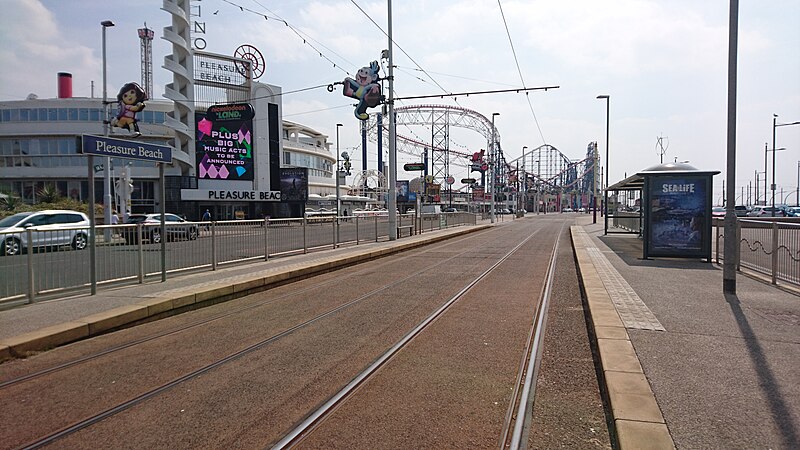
[0,229,492,390]
[8,224,549,450]
[273,222,564,449]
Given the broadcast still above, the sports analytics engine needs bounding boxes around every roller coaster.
[355,104,599,210]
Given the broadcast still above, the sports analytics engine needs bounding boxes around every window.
[51,214,84,224]
[68,108,78,120]
[9,109,20,121]
[89,109,100,122]
[283,151,291,165]
[38,108,47,121]
[48,108,57,121]
[58,108,68,121]
[1,110,9,122]
[24,214,50,226]
[20,109,30,121]
[79,108,89,121]
[155,111,165,123]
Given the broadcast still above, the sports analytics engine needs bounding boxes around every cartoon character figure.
[110,82,147,136]
[342,61,381,120]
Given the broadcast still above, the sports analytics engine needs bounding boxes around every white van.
[420,205,441,215]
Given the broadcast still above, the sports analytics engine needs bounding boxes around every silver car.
[0,210,90,256]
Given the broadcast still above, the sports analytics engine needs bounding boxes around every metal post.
[592,142,598,224]
[159,163,166,282]
[211,222,217,270]
[771,221,778,284]
[598,95,610,235]
[490,113,499,223]
[764,143,768,206]
[88,154,97,295]
[375,215,379,242]
[796,161,799,206]
[26,228,34,303]
[333,217,337,249]
[723,0,739,294]
[101,21,114,243]
[137,224,144,283]
[772,115,777,216]
[355,215,360,244]
[335,123,342,226]
[264,217,269,261]
[387,0,398,240]
[303,217,308,253]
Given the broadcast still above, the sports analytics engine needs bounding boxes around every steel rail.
[15,229,507,450]
[272,226,543,449]
[508,223,564,449]
[0,230,491,390]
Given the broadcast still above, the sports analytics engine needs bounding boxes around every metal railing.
[714,218,800,286]
[0,212,477,305]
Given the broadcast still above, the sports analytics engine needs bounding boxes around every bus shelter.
[606,162,719,261]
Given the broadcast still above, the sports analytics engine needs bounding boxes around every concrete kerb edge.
[0,225,490,362]
[570,226,675,450]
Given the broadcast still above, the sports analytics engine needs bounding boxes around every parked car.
[748,206,785,217]
[443,207,458,213]
[0,210,90,256]
[711,206,726,218]
[734,205,750,217]
[785,206,800,217]
[122,213,199,244]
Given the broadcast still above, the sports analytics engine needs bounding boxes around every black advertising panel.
[269,103,281,191]
[396,180,409,202]
[196,103,254,180]
[644,175,711,258]
[280,168,308,202]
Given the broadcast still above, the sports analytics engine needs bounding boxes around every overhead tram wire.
[247,0,360,70]
[220,0,353,77]
[497,0,547,146]
[393,85,558,101]
[395,66,523,89]
[348,0,461,106]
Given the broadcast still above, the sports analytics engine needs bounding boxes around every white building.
[0,77,352,220]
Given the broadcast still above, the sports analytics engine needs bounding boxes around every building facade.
[0,88,345,220]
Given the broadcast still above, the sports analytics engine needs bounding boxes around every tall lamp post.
[597,95,610,234]
[101,20,115,241]
[772,115,800,215]
[490,112,499,224]
[521,146,527,213]
[335,124,343,214]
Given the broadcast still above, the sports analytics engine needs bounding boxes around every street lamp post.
[101,20,115,241]
[521,146,527,213]
[597,95,610,234]
[769,144,787,216]
[335,123,343,244]
[490,113,499,224]
[592,141,597,224]
[772,115,800,215]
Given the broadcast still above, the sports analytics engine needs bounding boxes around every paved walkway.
[574,218,800,449]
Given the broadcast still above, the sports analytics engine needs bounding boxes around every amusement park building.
[0,86,349,220]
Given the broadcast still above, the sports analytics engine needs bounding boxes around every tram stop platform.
[573,219,800,449]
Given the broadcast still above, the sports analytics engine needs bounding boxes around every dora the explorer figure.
[111,82,147,136]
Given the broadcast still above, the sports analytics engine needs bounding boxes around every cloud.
[0,0,98,98]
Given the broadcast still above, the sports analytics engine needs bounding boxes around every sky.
[1,0,798,205]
